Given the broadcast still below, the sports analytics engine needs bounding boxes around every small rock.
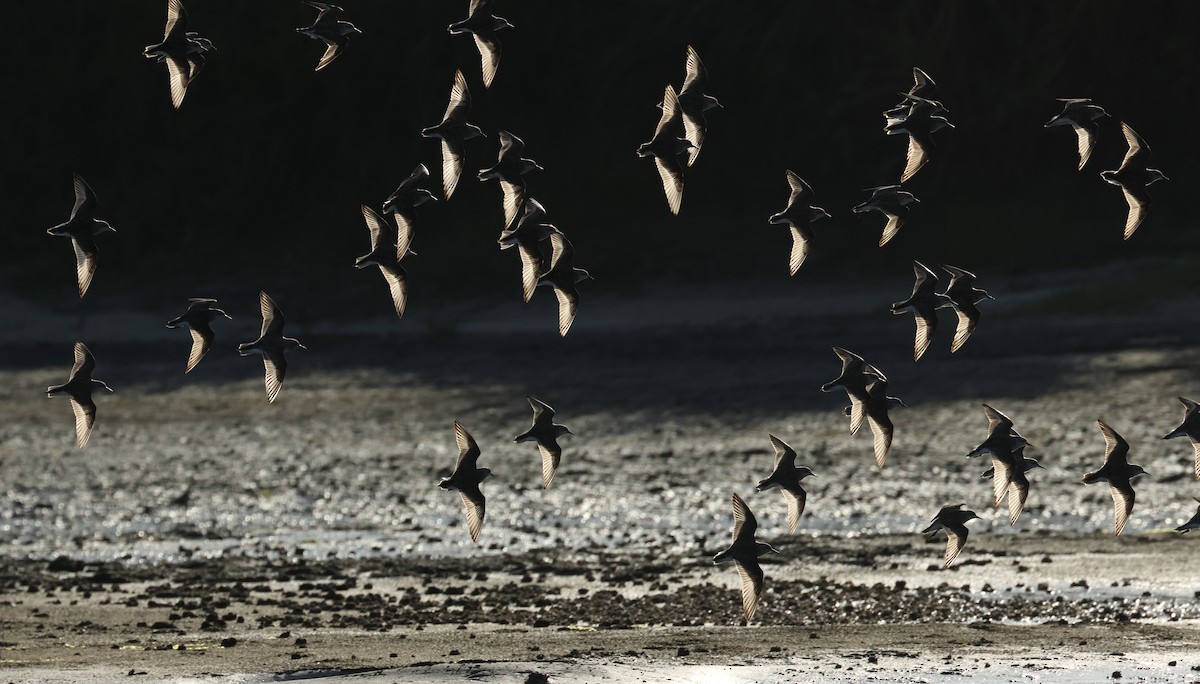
[220,637,236,648]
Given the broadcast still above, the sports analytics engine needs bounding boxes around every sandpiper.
[883,67,937,120]
[981,445,1042,526]
[675,45,722,167]
[536,232,592,337]
[296,2,361,72]
[890,261,940,361]
[143,0,213,109]
[1044,98,1109,170]
[478,130,544,227]
[1163,397,1200,479]
[382,164,437,259]
[966,405,1025,508]
[498,198,559,303]
[713,492,779,622]
[355,205,412,318]
[1100,122,1168,240]
[46,342,114,449]
[885,93,954,183]
[852,185,919,246]
[439,421,491,543]
[1175,497,1200,533]
[768,171,830,275]
[47,174,116,298]
[237,292,306,403]
[165,298,231,373]
[422,70,485,200]
[755,434,816,533]
[845,379,906,468]
[820,346,886,436]
[1082,419,1147,537]
[637,85,693,215]
[448,0,512,88]
[921,504,978,569]
[513,396,572,489]
[936,264,994,353]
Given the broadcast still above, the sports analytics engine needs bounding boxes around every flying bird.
[46,174,116,298]
[513,396,573,489]
[883,67,937,119]
[478,131,544,227]
[422,70,485,200]
[936,265,994,353]
[981,445,1042,526]
[237,292,306,403]
[885,93,954,183]
[536,232,592,337]
[382,164,437,258]
[712,492,779,622]
[966,404,1025,509]
[143,0,214,108]
[498,198,558,303]
[439,421,492,543]
[921,504,978,569]
[820,346,886,436]
[890,261,940,361]
[844,379,906,468]
[1100,122,1168,240]
[852,185,919,246]
[1175,496,1200,533]
[1044,98,1110,170]
[1082,419,1147,537]
[448,0,512,88]
[754,434,816,534]
[637,84,693,215]
[165,298,231,373]
[768,171,830,275]
[675,45,722,167]
[1163,397,1200,479]
[355,205,413,318]
[296,2,361,71]
[46,342,114,449]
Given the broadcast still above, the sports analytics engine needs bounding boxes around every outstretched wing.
[71,397,97,449]
[734,560,764,622]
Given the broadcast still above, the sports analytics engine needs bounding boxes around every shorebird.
[921,504,978,569]
[422,70,485,200]
[1082,419,1147,537]
[713,492,779,622]
[637,84,693,215]
[46,342,114,449]
[1163,397,1200,479]
[498,198,558,303]
[883,67,937,119]
[852,185,919,246]
[478,131,544,227]
[237,292,306,403]
[513,396,572,489]
[936,264,994,353]
[1175,497,1200,533]
[165,298,231,373]
[844,379,906,468]
[382,164,437,258]
[675,45,722,167]
[981,445,1042,526]
[820,346,886,436]
[891,261,940,361]
[966,405,1026,509]
[754,434,816,533]
[885,93,954,183]
[448,0,512,88]
[143,0,213,108]
[768,171,830,275]
[536,231,592,337]
[1044,98,1110,170]
[1100,122,1168,240]
[47,174,116,298]
[296,2,361,71]
[355,205,412,318]
[439,421,491,543]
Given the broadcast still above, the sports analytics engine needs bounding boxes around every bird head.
[796,467,816,480]
[555,425,573,438]
[574,269,594,284]
[93,380,115,393]
[1147,169,1169,184]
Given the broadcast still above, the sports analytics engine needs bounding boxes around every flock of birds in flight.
[34,0,1195,623]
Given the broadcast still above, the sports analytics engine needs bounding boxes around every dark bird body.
[1175,497,1200,533]
[46,174,115,298]
[712,493,779,622]
[966,405,1026,511]
[852,185,919,246]
[675,45,722,167]
[478,131,543,227]
[768,171,830,275]
[143,0,213,108]
[422,71,485,200]
[1163,397,1200,479]
[165,298,231,373]
[754,435,816,533]
[844,379,906,467]
[296,2,361,71]
[936,264,994,353]
[1044,98,1109,170]
[382,164,437,257]
[820,346,886,436]
[1082,420,1147,536]
[885,93,954,183]
[439,421,491,543]
[637,85,693,215]
[448,0,512,88]
[921,503,978,569]
[498,198,558,303]
[355,206,413,318]
[513,396,572,489]
[536,232,592,336]
[890,261,940,361]
[980,445,1042,526]
[237,292,306,403]
[46,342,114,449]
[1100,122,1168,240]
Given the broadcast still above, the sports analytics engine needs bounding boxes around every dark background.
[1,1,1197,314]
